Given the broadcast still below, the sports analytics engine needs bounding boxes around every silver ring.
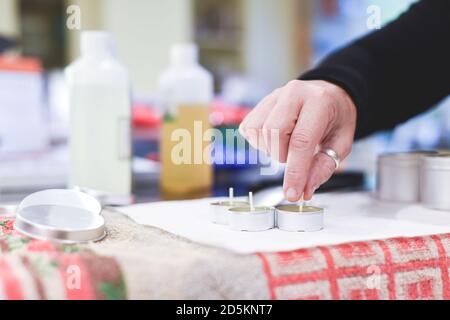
[320,148,340,170]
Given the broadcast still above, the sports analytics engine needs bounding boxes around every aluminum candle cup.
[377,151,438,203]
[210,201,249,225]
[420,154,450,210]
[228,206,275,232]
[276,205,324,232]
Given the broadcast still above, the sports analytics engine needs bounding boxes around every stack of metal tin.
[377,150,450,210]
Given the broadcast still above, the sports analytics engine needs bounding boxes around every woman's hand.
[239,80,357,202]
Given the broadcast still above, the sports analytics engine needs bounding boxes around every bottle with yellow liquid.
[159,44,213,199]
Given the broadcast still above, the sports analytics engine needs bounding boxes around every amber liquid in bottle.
[160,105,213,200]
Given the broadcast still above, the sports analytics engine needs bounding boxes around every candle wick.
[299,196,304,212]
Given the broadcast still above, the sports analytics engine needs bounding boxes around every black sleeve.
[300,0,450,139]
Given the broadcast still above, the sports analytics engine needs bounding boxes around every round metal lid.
[378,151,438,167]
[14,189,106,244]
[422,154,450,170]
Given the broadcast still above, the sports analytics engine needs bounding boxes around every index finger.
[283,102,329,202]
[239,88,280,136]
[238,89,281,153]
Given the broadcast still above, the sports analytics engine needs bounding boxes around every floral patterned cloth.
[0,216,126,300]
[2,207,450,300]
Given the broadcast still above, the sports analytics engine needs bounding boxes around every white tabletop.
[120,191,450,254]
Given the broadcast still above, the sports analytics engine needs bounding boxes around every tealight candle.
[276,204,324,232]
[228,192,275,232]
[210,188,248,225]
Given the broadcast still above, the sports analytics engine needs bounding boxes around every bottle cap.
[81,31,117,57]
[170,43,198,66]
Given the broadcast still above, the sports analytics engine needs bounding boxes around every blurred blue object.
[0,36,17,53]
[212,126,259,170]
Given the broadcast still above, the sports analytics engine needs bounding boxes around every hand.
[239,80,357,202]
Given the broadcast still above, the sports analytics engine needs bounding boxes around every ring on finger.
[320,148,340,170]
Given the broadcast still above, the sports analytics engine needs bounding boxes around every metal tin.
[228,206,275,232]
[377,151,438,202]
[276,204,324,232]
[210,200,249,225]
[14,189,106,244]
[420,154,450,210]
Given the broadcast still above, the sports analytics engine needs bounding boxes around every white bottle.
[158,43,214,198]
[65,31,131,196]
[159,43,213,118]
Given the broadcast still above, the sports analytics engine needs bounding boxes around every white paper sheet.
[119,192,450,254]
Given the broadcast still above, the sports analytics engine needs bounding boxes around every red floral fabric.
[0,216,126,300]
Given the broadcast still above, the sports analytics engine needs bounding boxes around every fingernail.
[286,188,298,201]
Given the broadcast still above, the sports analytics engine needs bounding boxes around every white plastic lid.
[81,31,116,57]
[170,43,199,66]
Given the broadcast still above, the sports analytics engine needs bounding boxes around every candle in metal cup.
[209,187,248,225]
[228,192,275,232]
[276,204,324,232]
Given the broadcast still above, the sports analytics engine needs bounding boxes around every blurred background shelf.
[0,0,449,203]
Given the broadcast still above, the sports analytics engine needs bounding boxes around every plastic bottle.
[65,31,132,196]
[159,43,213,199]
